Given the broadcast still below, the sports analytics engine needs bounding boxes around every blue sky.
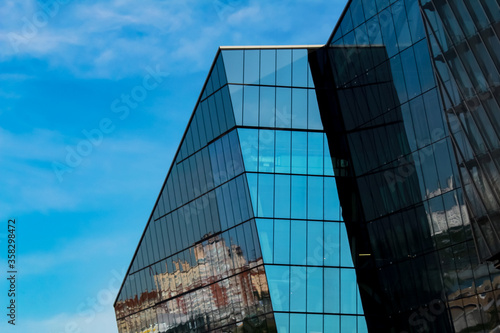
[0,0,344,332]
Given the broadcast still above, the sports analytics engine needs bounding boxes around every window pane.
[258,173,274,217]
[308,176,324,220]
[291,175,307,219]
[291,220,307,265]
[292,88,308,129]
[274,219,290,264]
[259,129,275,173]
[244,49,259,85]
[222,50,243,83]
[266,265,290,311]
[292,49,308,87]
[276,130,291,173]
[243,85,259,126]
[307,267,323,312]
[290,314,306,333]
[276,88,292,128]
[324,268,340,313]
[256,219,274,263]
[238,128,258,172]
[260,86,276,127]
[261,49,276,86]
[275,174,291,218]
[292,131,307,174]
[308,221,324,265]
[277,49,292,86]
[290,266,306,312]
[341,269,357,314]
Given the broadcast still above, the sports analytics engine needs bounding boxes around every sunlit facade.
[115,0,500,332]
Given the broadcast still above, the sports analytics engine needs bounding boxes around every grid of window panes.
[420,0,500,264]
[324,0,500,332]
[114,52,277,333]
[221,47,367,333]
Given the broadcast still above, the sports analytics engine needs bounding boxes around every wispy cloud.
[0,306,119,333]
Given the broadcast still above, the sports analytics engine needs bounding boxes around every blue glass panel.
[259,130,275,173]
[266,265,290,311]
[341,269,357,314]
[324,177,340,220]
[277,49,292,86]
[275,130,291,173]
[221,50,243,84]
[366,15,382,46]
[340,7,353,34]
[291,175,307,219]
[307,267,323,312]
[291,220,306,265]
[275,174,291,218]
[390,53,408,103]
[260,86,275,127]
[292,88,308,129]
[400,46,420,99]
[276,88,292,128]
[244,49,259,85]
[351,0,366,29]
[323,136,334,176]
[307,314,323,333]
[243,85,259,126]
[404,0,425,43]
[361,0,377,20]
[289,314,306,333]
[274,219,290,264]
[341,315,357,331]
[392,0,411,50]
[229,85,243,125]
[290,266,307,312]
[324,315,340,332]
[414,39,435,93]
[308,133,324,175]
[324,222,340,266]
[324,268,340,313]
[256,219,273,263]
[292,131,307,174]
[246,173,258,215]
[238,128,258,172]
[292,49,308,88]
[355,23,370,46]
[358,316,369,333]
[260,49,276,86]
[378,8,398,58]
[258,173,274,217]
[216,187,228,231]
[308,89,323,130]
[307,221,323,265]
[340,225,354,267]
[274,313,289,333]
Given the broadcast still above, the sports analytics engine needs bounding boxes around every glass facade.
[115,1,500,332]
[114,46,367,333]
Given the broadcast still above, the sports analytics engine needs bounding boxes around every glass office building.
[115,0,500,332]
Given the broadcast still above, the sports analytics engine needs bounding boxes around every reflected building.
[115,0,500,332]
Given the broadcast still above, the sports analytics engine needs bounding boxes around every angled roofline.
[326,0,353,45]
[113,46,223,307]
[220,45,324,50]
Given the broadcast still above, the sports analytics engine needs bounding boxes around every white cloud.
[0,126,171,215]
